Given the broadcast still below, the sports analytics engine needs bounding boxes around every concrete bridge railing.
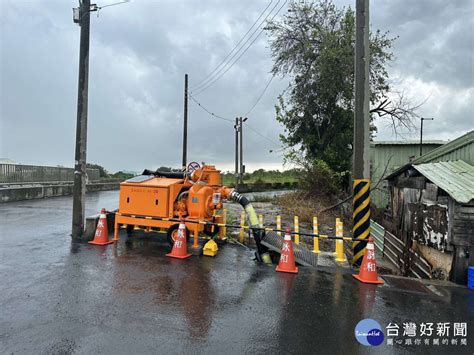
[0,164,100,183]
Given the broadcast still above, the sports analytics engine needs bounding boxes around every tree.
[266,0,419,172]
[86,163,109,178]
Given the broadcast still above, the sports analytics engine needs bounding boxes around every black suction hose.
[142,169,187,179]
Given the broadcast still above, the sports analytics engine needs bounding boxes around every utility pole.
[72,0,93,239]
[239,117,248,184]
[239,117,243,184]
[235,117,239,187]
[420,117,434,156]
[352,0,371,266]
[182,74,188,169]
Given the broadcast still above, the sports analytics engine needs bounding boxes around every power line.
[190,94,280,150]
[191,0,278,93]
[192,1,285,96]
[244,122,281,146]
[98,0,129,9]
[192,0,287,96]
[190,0,274,91]
[244,74,275,117]
[188,94,233,122]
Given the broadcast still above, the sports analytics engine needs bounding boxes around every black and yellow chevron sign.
[352,179,370,266]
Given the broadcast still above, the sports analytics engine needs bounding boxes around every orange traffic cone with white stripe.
[353,236,384,284]
[166,221,192,259]
[89,208,114,245]
[276,227,298,274]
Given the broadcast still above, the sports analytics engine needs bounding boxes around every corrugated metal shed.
[371,140,445,146]
[386,130,474,180]
[413,130,473,165]
[413,160,474,204]
[370,141,444,208]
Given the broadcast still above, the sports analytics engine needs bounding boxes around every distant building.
[384,130,474,284]
[370,140,445,208]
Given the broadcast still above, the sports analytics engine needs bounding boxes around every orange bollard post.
[294,216,300,244]
[334,218,347,262]
[276,215,282,236]
[239,212,246,243]
[313,217,320,254]
[219,209,227,239]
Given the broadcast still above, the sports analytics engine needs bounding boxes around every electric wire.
[98,0,129,9]
[192,0,287,96]
[244,74,275,117]
[244,122,281,147]
[190,0,274,91]
[189,93,233,122]
[190,92,280,147]
[191,0,278,93]
[190,93,281,151]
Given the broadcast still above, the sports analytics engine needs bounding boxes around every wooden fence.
[0,164,100,183]
[372,219,432,279]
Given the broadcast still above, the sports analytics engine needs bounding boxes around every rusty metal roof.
[413,160,474,203]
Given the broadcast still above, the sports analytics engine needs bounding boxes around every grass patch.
[276,191,350,232]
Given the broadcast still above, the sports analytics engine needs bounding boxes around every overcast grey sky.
[1,0,473,173]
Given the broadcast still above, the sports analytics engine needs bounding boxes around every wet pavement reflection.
[1,191,473,354]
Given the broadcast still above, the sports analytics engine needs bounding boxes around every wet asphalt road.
[1,191,473,354]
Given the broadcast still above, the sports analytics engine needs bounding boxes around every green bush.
[298,159,341,196]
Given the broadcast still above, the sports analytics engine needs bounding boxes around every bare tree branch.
[370,91,426,136]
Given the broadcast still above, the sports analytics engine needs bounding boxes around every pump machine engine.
[113,164,269,261]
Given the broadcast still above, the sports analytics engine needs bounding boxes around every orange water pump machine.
[113,164,233,246]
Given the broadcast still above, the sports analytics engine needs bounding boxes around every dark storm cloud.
[0,0,472,172]
[367,0,473,140]
[372,0,473,89]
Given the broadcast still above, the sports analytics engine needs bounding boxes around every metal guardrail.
[115,212,360,242]
[370,219,384,258]
[0,164,100,183]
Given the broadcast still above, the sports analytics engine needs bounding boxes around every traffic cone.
[276,227,298,274]
[89,208,114,245]
[353,236,384,284]
[166,222,192,259]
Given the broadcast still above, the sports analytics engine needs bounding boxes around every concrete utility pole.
[352,0,371,266]
[353,0,370,181]
[182,74,188,169]
[420,117,434,156]
[235,117,239,187]
[239,117,248,184]
[239,117,243,184]
[72,0,92,239]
